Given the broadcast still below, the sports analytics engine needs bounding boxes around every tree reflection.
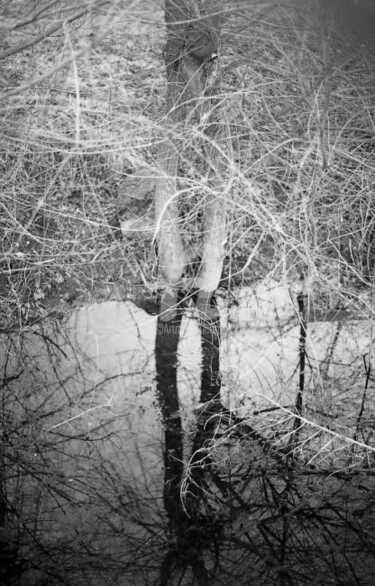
[1,300,375,585]
[155,294,225,585]
[155,292,375,585]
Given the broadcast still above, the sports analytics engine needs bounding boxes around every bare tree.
[156,0,227,318]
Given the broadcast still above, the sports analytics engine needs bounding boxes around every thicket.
[1,0,374,333]
[1,1,375,584]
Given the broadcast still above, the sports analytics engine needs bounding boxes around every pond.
[1,281,375,585]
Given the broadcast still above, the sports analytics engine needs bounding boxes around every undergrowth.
[1,0,375,333]
[1,2,375,584]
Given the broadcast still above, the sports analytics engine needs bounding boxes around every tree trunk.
[195,120,228,313]
[156,0,225,318]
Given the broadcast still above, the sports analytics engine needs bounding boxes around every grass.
[0,0,165,331]
[1,0,375,333]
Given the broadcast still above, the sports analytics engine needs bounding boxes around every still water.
[1,282,375,585]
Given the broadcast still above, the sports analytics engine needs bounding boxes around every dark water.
[1,283,375,585]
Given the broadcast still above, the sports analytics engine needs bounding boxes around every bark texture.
[156,0,226,314]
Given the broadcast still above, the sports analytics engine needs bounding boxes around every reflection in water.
[156,296,224,585]
[1,285,375,584]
